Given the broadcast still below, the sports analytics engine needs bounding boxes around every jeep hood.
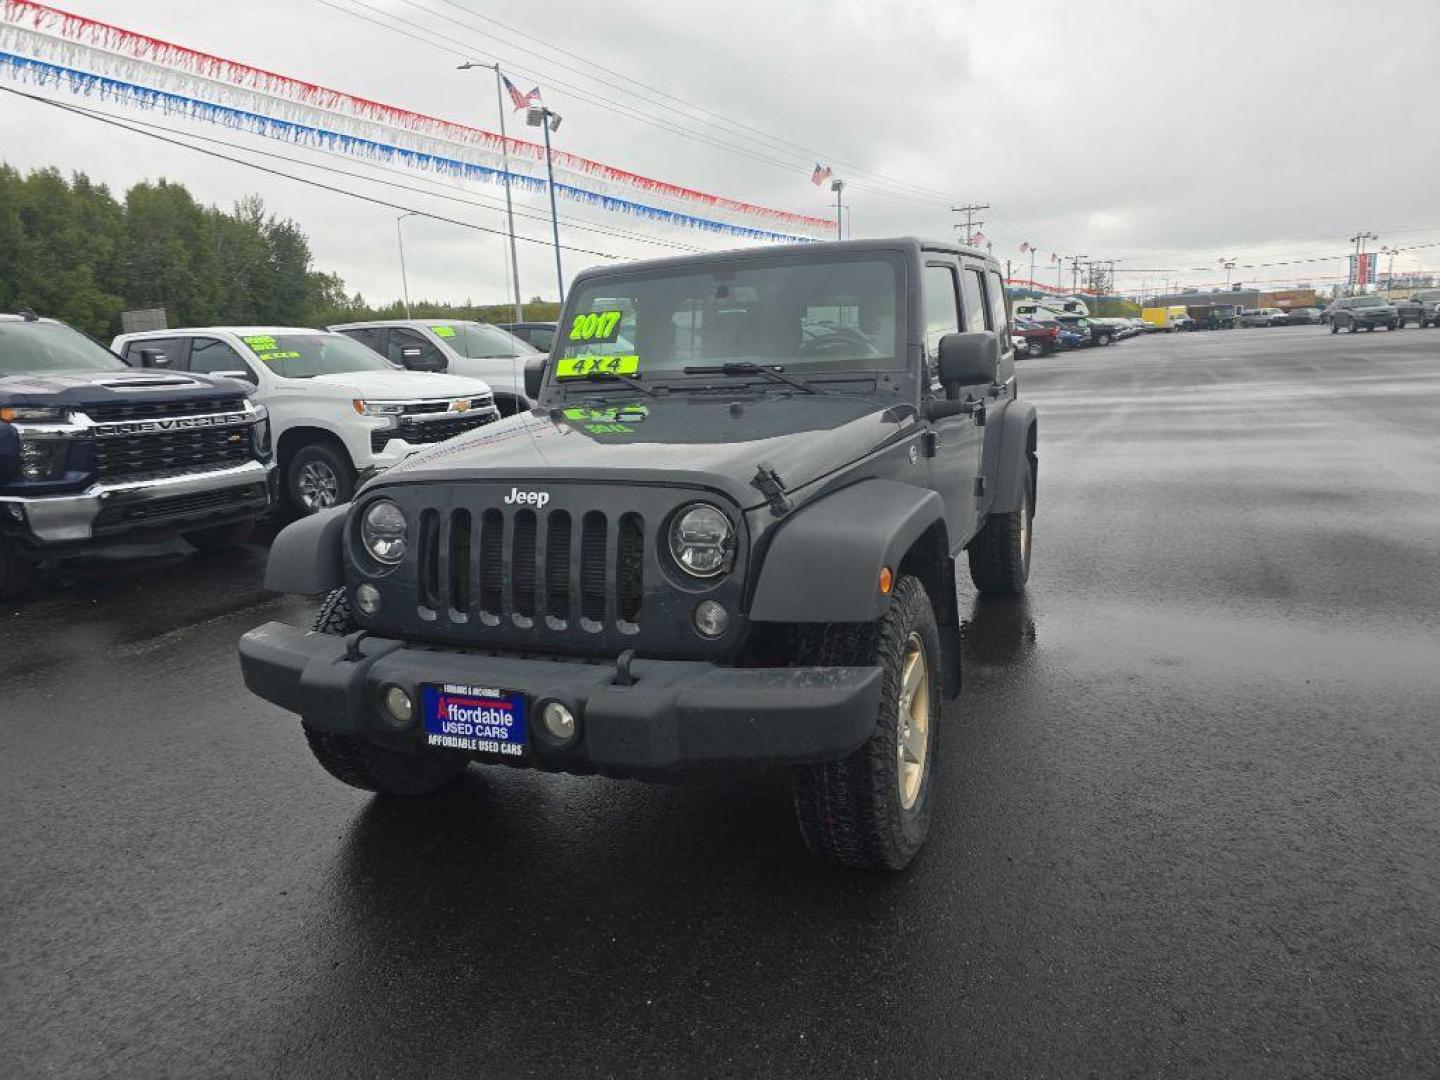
[0,369,246,407]
[374,391,913,510]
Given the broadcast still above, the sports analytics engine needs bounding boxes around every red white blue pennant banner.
[0,0,834,238]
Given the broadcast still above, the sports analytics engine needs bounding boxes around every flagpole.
[458,61,523,324]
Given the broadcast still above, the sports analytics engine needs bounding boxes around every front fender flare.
[748,479,947,624]
[264,505,347,595]
[981,399,1037,516]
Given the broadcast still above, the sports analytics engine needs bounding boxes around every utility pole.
[951,204,990,246]
[831,179,845,241]
[395,211,418,319]
[1068,254,1088,294]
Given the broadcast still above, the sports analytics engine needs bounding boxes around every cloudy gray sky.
[3,0,1438,304]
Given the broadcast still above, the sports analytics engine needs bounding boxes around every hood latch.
[751,462,791,517]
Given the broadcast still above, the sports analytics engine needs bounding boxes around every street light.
[1219,257,1236,289]
[457,61,524,325]
[829,178,844,241]
[526,103,565,305]
[395,211,419,319]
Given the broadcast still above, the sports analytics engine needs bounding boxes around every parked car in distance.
[495,321,558,353]
[1187,304,1241,330]
[1013,318,1060,357]
[1406,288,1440,327]
[1056,324,1088,349]
[329,319,537,415]
[112,327,499,515]
[1278,307,1322,325]
[1325,296,1399,334]
[1141,305,1191,332]
[3,313,274,598]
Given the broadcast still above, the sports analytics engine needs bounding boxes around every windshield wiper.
[559,370,661,397]
[681,361,819,394]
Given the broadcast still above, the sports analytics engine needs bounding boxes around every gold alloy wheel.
[896,632,930,810]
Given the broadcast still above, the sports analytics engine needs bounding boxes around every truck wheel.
[183,519,255,554]
[1097,332,1112,346]
[790,575,942,871]
[1025,340,1044,358]
[0,537,34,600]
[1330,321,1339,335]
[287,443,355,516]
[302,589,470,796]
[967,461,1033,596]
[1348,321,1359,333]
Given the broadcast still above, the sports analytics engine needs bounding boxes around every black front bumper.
[239,622,885,778]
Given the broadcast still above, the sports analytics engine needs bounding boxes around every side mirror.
[212,369,258,385]
[936,331,998,397]
[138,348,170,368]
[523,355,547,399]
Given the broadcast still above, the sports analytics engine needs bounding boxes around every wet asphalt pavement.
[3,325,1439,1079]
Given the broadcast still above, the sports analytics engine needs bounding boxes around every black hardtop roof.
[570,237,1000,289]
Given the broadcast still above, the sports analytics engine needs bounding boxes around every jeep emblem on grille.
[503,487,550,509]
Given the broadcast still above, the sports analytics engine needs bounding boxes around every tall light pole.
[1219,257,1236,290]
[458,61,523,324]
[527,103,565,304]
[830,178,845,240]
[395,210,418,318]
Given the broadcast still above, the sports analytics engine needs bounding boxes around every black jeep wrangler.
[239,239,1038,869]
[1,313,276,598]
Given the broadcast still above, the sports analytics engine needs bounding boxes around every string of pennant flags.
[0,0,834,241]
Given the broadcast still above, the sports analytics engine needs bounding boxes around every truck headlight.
[353,400,405,419]
[669,503,734,578]
[1,406,65,422]
[361,499,408,564]
[19,439,69,481]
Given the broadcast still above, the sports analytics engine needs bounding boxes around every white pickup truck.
[328,319,539,416]
[111,327,499,514]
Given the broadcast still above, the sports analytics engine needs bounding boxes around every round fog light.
[355,583,381,615]
[693,600,730,638]
[381,685,413,728]
[540,701,577,743]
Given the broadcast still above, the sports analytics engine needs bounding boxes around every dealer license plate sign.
[421,683,527,759]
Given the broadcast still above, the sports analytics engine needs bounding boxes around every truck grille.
[84,397,243,423]
[370,410,498,453]
[94,425,253,482]
[415,505,643,631]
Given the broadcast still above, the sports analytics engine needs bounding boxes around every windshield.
[437,322,535,359]
[1412,289,1440,302]
[1351,297,1387,308]
[0,320,126,375]
[555,252,903,385]
[237,332,398,378]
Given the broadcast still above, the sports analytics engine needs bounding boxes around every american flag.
[811,163,833,185]
[502,75,541,112]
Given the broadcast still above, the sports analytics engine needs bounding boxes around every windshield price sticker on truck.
[256,351,302,361]
[241,335,278,353]
[555,354,639,378]
[567,310,624,344]
[430,326,456,338]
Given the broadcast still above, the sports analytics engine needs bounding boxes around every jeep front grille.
[415,505,643,631]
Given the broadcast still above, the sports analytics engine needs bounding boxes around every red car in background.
[1013,318,1061,357]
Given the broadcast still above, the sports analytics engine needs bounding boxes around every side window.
[338,327,386,355]
[528,326,555,352]
[188,337,250,375]
[922,264,960,354]
[960,268,987,333]
[126,336,188,369]
[985,270,1011,345]
[387,327,446,371]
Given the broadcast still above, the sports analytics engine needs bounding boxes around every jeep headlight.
[361,499,408,564]
[669,503,734,578]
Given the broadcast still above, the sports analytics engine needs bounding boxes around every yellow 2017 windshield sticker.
[567,310,623,344]
[241,335,278,352]
[555,354,639,378]
[430,326,456,338]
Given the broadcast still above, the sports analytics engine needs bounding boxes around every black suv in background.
[1327,296,1400,333]
[0,313,275,598]
[496,322,557,352]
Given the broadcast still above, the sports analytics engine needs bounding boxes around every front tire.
[1025,339,1044,358]
[967,460,1034,596]
[286,442,355,516]
[1330,321,1339,335]
[302,589,470,796]
[183,519,255,553]
[790,575,942,871]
